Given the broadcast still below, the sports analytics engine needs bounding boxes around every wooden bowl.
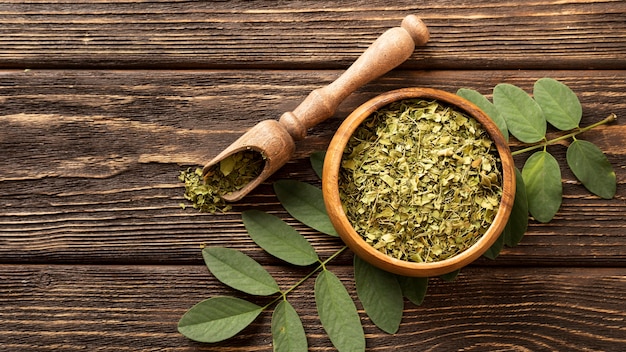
[322,88,516,277]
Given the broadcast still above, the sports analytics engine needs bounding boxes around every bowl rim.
[322,87,516,277]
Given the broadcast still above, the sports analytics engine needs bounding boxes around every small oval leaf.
[178,296,263,343]
[483,232,504,260]
[503,167,529,247]
[315,270,365,352]
[522,151,562,223]
[533,78,582,130]
[242,210,319,266]
[272,300,308,352]
[439,269,460,282]
[274,180,338,237]
[396,275,428,306]
[310,151,326,179]
[354,256,403,334]
[202,247,280,296]
[567,140,616,199]
[457,88,509,141]
[493,83,546,143]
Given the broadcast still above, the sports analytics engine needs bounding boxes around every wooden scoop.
[203,14,430,201]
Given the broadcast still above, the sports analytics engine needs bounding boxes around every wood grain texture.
[1,69,625,266]
[1,1,625,350]
[0,0,624,69]
[0,265,624,351]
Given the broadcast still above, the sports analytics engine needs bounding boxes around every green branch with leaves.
[177,78,616,351]
[458,78,616,258]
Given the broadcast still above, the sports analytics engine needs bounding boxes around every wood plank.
[0,264,624,351]
[0,0,624,69]
[1,69,625,265]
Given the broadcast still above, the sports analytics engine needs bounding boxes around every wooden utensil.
[203,15,429,201]
[322,88,516,277]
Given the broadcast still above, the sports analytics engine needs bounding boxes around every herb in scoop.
[179,150,265,213]
[339,99,503,263]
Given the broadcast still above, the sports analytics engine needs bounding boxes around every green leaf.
[503,167,529,247]
[353,256,403,334]
[315,270,365,352]
[219,156,236,176]
[522,151,562,223]
[567,140,616,199]
[493,83,546,143]
[242,210,319,266]
[396,275,428,306]
[202,247,280,296]
[178,296,263,343]
[439,269,460,282]
[457,88,509,141]
[272,300,308,352]
[310,151,326,179]
[483,232,504,260]
[274,180,338,237]
[485,167,529,256]
[533,78,582,130]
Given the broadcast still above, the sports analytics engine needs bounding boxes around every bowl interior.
[322,88,516,277]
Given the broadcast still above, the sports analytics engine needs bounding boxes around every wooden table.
[1,1,625,351]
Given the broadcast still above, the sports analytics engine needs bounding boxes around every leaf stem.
[511,113,616,156]
[264,246,349,309]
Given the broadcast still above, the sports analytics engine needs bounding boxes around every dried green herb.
[339,99,503,263]
[179,150,265,213]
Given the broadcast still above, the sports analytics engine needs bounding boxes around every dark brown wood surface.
[1,1,625,351]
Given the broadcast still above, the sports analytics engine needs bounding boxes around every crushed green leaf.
[339,99,503,262]
[179,150,265,213]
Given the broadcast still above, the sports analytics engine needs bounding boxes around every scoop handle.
[279,15,429,140]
